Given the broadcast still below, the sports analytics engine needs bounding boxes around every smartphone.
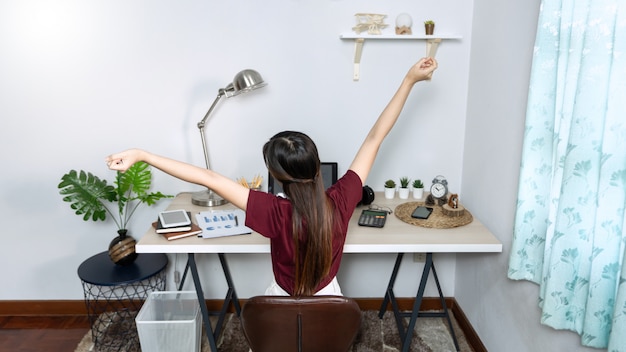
[411,206,433,219]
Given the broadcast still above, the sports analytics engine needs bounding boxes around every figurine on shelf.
[352,13,388,35]
[395,13,413,35]
[442,193,465,217]
[448,193,459,209]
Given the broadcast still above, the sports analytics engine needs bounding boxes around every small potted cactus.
[398,177,411,199]
[412,179,424,199]
[384,179,396,199]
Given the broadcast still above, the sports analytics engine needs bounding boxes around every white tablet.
[158,209,191,228]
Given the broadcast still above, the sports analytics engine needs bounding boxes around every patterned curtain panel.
[508,1,626,350]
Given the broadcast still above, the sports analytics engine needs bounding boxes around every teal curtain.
[508,0,626,350]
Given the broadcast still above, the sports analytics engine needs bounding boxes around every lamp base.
[191,189,228,207]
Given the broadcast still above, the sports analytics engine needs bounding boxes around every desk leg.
[379,253,460,352]
[186,253,242,352]
[178,257,191,291]
[187,253,219,352]
[378,252,405,335]
[428,257,459,351]
[213,253,242,338]
[401,253,433,352]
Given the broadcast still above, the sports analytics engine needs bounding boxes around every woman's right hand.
[407,57,438,83]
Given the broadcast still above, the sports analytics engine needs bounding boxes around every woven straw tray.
[394,201,473,229]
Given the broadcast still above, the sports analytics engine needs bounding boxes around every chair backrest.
[240,295,361,352]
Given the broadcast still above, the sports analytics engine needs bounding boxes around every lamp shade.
[228,69,267,96]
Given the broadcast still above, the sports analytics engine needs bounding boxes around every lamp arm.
[197,88,227,170]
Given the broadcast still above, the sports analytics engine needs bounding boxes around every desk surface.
[137,192,502,254]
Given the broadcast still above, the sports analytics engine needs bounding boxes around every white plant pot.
[412,188,424,199]
[384,187,396,199]
[398,188,410,199]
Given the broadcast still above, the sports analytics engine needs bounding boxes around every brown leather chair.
[240,295,361,352]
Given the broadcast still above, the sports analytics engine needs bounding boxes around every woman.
[106,57,438,296]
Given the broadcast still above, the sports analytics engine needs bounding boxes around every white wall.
[460,0,601,351]
[0,0,470,300]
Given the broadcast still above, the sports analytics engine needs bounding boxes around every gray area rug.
[75,310,474,352]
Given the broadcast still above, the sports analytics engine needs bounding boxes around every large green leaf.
[114,162,172,228]
[59,162,172,230]
[58,170,116,222]
[115,162,150,214]
[116,162,151,197]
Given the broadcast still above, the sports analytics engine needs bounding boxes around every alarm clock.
[430,175,448,200]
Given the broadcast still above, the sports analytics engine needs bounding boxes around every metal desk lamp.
[192,69,267,206]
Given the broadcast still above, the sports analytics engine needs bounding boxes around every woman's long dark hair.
[263,131,335,296]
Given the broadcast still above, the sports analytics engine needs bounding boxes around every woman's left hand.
[105,149,142,172]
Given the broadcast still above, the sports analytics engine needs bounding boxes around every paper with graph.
[195,209,252,238]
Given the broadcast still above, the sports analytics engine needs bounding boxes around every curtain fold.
[508,0,626,350]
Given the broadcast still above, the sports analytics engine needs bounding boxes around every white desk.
[138,192,501,254]
[137,192,502,352]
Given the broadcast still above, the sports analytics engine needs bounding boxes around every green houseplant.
[412,179,425,199]
[58,161,172,265]
[384,179,396,199]
[424,20,435,35]
[398,177,411,199]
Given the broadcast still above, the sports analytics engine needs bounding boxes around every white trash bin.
[136,291,201,352]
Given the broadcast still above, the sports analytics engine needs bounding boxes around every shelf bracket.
[426,38,442,58]
[341,34,458,81]
[353,38,365,81]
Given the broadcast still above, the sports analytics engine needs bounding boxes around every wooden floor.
[0,298,485,352]
[0,316,90,352]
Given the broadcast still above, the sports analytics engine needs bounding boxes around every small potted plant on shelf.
[58,162,172,265]
[424,20,435,35]
[412,179,425,199]
[384,179,396,199]
[398,177,410,199]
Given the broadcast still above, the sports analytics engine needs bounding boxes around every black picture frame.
[267,162,338,195]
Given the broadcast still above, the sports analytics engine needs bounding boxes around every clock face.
[430,183,447,198]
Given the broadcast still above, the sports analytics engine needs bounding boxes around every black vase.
[108,229,138,266]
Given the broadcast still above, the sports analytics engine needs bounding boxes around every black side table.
[78,251,168,352]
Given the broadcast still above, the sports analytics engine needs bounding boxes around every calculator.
[358,209,387,228]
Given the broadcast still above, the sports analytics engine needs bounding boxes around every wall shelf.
[340,32,462,81]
